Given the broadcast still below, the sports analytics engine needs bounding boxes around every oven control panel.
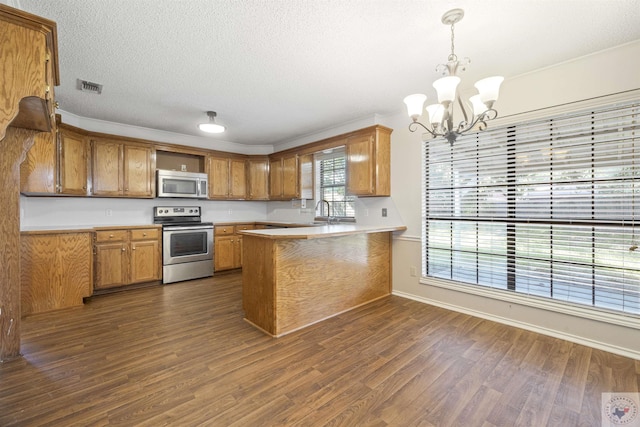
[154,206,201,217]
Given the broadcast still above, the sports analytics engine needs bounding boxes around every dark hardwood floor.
[1,272,639,426]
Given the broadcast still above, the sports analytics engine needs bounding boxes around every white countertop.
[237,223,406,240]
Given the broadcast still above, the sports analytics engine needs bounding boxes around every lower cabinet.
[214,224,254,271]
[20,231,93,316]
[94,226,161,290]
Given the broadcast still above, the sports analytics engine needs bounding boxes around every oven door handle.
[163,226,214,232]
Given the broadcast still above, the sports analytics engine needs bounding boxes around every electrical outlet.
[181,164,187,171]
[301,199,306,208]
[105,209,113,217]
[410,266,417,277]
[228,209,233,215]
[365,209,369,217]
[382,208,387,217]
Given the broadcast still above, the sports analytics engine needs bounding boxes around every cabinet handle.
[109,234,114,238]
[143,233,147,237]
[122,247,126,252]
[132,246,136,250]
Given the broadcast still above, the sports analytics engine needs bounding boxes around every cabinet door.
[21,232,92,315]
[130,239,160,283]
[269,158,283,199]
[247,158,269,200]
[123,144,153,197]
[281,154,299,199]
[346,133,375,196]
[92,140,123,196]
[214,235,236,271]
[229,159,247,199]
[94,242,128,289]
[208,156,230,199]
[58,129,88,195]
[20,130,56,194]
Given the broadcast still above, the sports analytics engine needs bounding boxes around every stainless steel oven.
[154,206,214,284]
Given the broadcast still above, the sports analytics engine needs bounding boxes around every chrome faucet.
[315,199,331,218]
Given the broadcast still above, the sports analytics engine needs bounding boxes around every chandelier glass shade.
[404,9,503,145]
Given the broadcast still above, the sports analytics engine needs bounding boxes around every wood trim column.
[0,127,38,360]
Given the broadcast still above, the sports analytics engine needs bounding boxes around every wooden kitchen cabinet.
[58,127,89,194]
[247,157,269,200]
[92,139,153,197]
[21,124,89,195]
[214,224,253,271]
[21,231,93,316]
[94,227,161,291]
[130,228,161,283]
[207,155,247,200]
[269,154,300,200]
[346,126,392,197]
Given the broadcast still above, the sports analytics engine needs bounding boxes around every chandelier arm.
[457,95,470,125]
[408,121,440,138]
[454,108,499,135]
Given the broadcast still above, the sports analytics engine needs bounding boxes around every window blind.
[317,149,355,218]
[423,100,640,315]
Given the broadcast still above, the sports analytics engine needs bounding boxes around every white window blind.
[316,148,355,218]
[423,100,640,315]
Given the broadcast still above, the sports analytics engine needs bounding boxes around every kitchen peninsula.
[238,224,406,336]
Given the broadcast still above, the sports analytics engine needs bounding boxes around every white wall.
[20,196,268,229]
[390,40,640,360]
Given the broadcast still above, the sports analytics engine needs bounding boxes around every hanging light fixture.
[198,111,226,134]
[404,9,504,145]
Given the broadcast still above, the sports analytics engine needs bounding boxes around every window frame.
[421,96,640,328]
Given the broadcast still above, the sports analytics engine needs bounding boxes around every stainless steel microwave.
[156,169,208,199]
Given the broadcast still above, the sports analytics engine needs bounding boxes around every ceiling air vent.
[77,79,103,94]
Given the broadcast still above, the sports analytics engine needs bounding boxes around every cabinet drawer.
[95,230,128,242]
[130,228,159,241]
[215,226,235,235]
[235,224,255,232]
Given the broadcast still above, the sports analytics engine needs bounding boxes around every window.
[423,100,640,316]
[315,147,355,218]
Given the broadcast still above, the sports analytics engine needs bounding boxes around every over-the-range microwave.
[156,169,208,199]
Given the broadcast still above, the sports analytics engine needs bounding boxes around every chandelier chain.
[449,22,457,62]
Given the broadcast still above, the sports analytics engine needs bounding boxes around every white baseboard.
[393,290,640,361]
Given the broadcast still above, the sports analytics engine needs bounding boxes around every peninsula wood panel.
[20,232,92,316]
[242,232,392,336]
[242,236,276,333]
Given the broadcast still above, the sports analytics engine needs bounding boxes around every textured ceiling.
[17,0,640,149]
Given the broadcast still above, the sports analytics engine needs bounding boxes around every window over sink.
[314,147,355,221]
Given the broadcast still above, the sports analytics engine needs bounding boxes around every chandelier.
[404,9,504,145]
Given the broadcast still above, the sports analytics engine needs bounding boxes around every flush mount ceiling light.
[198,111,226,134]
[404,8,504,145]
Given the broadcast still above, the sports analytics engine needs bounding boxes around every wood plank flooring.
[1,271,639,426]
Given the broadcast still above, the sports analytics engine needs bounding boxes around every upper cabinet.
[268,153,314,200]
[0,4,59,139]
[346,126,392,197]
[21,123,88,195]
[58,127,89,195]
[91,138,154,198]
[247,157,269,200]
[270,154,299,200]
[207,155,247,200]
